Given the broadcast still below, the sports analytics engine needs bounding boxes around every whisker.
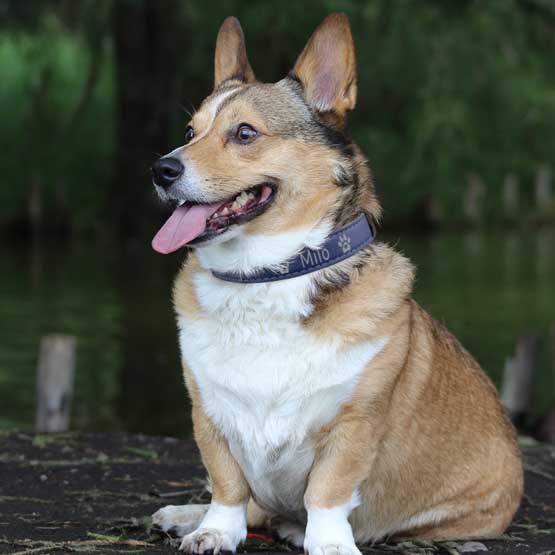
[180,102,198,119]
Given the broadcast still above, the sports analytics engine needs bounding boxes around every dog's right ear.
[214,16,255,89]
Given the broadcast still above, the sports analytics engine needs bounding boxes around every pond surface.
[1,229,554,438]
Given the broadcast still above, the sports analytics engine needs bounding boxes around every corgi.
[150,13,523,555]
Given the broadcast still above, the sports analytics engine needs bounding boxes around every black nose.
[150,157,184,189]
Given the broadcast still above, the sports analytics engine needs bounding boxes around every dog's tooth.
[231,201,240,210]
[222,207,230,215]
[237,196,247,207]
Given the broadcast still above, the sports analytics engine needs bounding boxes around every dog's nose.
[151,157,184,189]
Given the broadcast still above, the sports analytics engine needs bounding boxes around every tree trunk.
[112,0,188,435]
[112,0,181,238]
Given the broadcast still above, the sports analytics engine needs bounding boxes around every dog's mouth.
[152,183,275,254]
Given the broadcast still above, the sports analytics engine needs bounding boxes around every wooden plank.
[1,432,554,555]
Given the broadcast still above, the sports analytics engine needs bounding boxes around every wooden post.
[463,173,486,225]
[532,323,555,443]
[550,322,555,375]
[502,173,519,220]
[500,334,539,426]
[535,164,552,209]
[35,335,77,433]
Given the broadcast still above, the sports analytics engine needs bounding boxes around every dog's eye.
[184,125,195,145]
[235,124,257,144]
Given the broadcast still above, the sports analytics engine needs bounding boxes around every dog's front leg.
[303,417,378,555]
[180,405,250,554]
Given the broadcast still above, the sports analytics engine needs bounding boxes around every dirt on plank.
[0,432,553,555]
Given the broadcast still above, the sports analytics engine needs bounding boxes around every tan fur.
[163,12,522,546]
[174,245,522,541]
[173,256,203,320]
[173,92,353,237]
[301,256,523,540]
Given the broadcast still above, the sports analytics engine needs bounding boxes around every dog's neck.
[196,217,334,276]
[210,214,374,284]
[190,212,382,319]
[185,236,414,340]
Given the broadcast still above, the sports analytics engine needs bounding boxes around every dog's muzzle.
[150,157,184,190]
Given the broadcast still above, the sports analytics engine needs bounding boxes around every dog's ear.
[291,13,357,117]
[214,16,255,89]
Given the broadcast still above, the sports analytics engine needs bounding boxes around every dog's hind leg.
[249,503,305,548]
[152,498,272,539]
[246,498,273,529]
[152,504,209,538]
[274,519,305,548]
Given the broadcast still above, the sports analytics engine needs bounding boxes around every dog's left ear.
[291,13,357,118]
[214,16,256,89]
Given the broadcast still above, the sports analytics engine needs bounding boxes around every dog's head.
[151,13,380,271]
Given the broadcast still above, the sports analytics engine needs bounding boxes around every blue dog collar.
[211,213,374,284]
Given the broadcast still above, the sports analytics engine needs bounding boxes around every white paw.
[304,497,361,555]
[179,528,241,553]
[152,504,209,538]
[178,502,247,553]
[275,520,305,547]
[304,543,362,555]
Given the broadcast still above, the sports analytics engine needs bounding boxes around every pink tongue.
[260,185,272,203]
[152,202,223,254]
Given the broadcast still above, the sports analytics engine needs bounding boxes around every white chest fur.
[177,272,387,515]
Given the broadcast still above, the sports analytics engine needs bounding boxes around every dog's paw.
[304,542,362,555]
[304,497,361,555]
[177,503,247,553]
[179,528,242,554]
[152,504,208,538]
[275,520,305,547]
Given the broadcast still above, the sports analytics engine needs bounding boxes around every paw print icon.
[338,233,351,253]
[276,261,290,274]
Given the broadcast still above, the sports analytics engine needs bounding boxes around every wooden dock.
[0,432,553,555]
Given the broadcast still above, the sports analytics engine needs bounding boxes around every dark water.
[1,229,554,438]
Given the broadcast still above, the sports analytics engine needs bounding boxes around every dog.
[149,13,523,555]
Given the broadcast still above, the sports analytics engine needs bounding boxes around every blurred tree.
[0,0,554,235]
[112,0,184,237]
[0,0,112,235]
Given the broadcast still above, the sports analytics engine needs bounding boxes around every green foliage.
[349,0,555,220]
[0,0,554,231]
[0,13,114,234]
